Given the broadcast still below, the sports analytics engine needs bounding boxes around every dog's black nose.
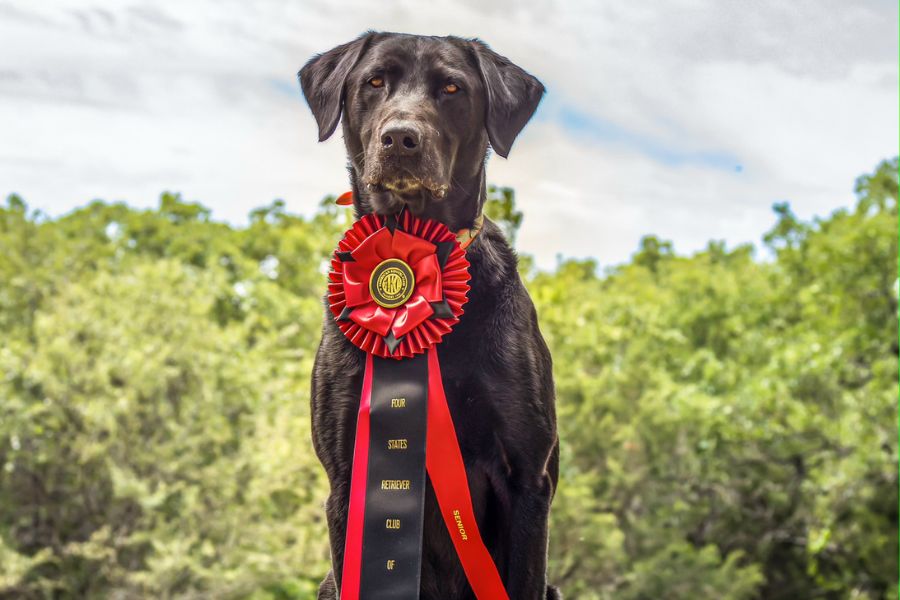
[380,123,421,156]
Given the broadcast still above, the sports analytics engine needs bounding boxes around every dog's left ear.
[299,32,374,142]
[469,40,545,158]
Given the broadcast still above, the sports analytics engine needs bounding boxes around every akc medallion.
[369,258,415,308]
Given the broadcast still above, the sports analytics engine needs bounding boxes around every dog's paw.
[547,584,563,599]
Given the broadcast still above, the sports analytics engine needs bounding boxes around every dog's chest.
[431,332,503,442]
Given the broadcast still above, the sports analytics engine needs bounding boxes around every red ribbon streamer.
[340,349,508,599]
[425,347,509,600]
[341,352,373,600]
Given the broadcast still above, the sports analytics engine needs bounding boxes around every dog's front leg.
[495,325,559,599]
[321,482,350,597]
[504,465,556,599]
[311,338,364,599]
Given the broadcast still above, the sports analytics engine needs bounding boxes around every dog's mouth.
[364,174,448,198]
[362,171,450,215]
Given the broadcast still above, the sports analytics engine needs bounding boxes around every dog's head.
[299,32,543,224]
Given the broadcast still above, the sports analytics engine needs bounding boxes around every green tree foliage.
[483,185,523,245]
[0,160,896,599]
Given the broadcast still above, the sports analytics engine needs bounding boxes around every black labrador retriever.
[300,32,561,600]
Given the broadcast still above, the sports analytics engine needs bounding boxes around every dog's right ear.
[299,33,373,142]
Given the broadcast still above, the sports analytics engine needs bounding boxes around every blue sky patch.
[543,99,742,172]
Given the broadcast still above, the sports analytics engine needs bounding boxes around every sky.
[0,0,897,270]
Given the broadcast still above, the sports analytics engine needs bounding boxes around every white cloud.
[0,0,896,269]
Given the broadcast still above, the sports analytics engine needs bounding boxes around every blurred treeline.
[0,159,897,600]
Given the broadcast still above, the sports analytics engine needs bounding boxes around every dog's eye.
[369,77,385,88]
[442,83,459,94]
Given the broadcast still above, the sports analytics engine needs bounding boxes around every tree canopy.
[0,161,897,599]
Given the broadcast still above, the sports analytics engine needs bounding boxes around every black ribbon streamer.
[359,353,429,598]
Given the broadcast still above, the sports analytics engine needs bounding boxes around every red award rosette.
[327,212,471,359]
[328,211,509,600]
